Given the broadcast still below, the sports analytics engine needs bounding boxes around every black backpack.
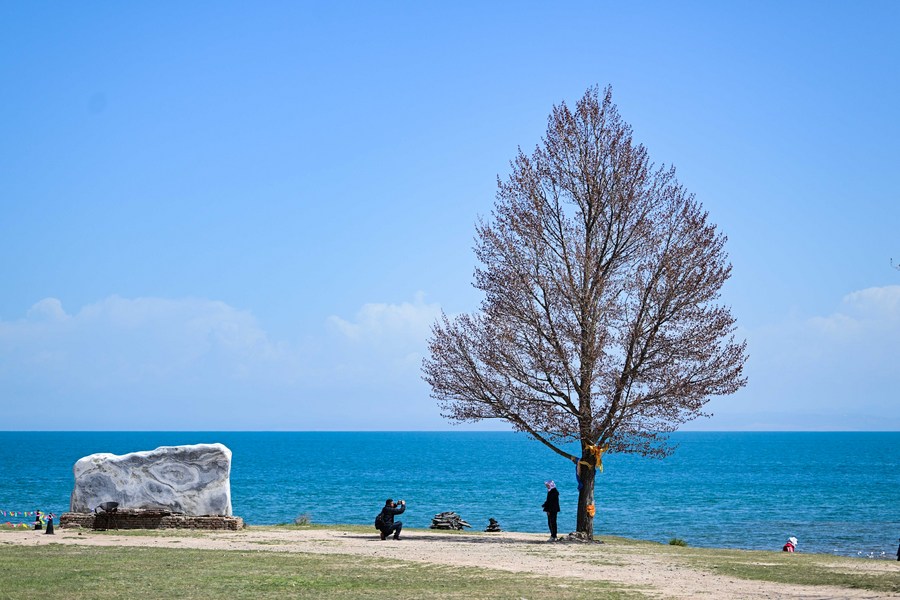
[374,511,385,530]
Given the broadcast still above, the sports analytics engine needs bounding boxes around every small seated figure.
[782,536,797,552]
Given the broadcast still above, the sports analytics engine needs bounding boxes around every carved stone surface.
[70,443,232,516]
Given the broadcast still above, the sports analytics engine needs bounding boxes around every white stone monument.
[70,443,233,516]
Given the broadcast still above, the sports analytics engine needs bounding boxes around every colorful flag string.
[1,510,43,517]
[0,509,50,529]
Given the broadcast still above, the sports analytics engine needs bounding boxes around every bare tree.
[422,86,748,539]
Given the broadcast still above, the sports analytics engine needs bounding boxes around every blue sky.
[1,2,898,430]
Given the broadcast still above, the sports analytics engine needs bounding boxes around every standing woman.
[542,480,560,542]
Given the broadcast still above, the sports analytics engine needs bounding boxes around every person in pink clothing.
[782,536,797,552]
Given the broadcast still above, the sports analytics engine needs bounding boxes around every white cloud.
[0,293,450,429]
[321,292,444,385]
[801,286,900,374]
[0,295,302,393]
[5,288,896,431]
[326,291,441,343]
[26,298,68,321]
[809,286,900,338]
[843,285,900,316]
[698,285,900,430]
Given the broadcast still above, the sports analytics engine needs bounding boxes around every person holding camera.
[378,498,406,540]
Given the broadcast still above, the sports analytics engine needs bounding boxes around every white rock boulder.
[70,443,233,516]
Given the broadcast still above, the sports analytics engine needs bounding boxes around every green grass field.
[1,527,897,599]
[0,543,643,600]
[584,535,900,594]
[662,544,900,593]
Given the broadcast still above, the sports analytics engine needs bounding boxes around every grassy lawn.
[2,528,895,598]
[593,537,900,594]
[0,544,645,600]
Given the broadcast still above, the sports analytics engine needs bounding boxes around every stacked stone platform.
[60,509,243,531]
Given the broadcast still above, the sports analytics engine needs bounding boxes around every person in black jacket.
[378,498,406,540]
[542,480,560,542]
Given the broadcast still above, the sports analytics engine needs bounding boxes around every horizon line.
[1,430,898,434]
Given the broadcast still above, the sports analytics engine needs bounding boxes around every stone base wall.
[60,510,244,531]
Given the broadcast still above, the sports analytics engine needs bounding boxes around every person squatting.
[377,498,406,540]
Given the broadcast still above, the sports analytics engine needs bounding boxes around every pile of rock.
[429,511,471,530]
[484,518,502,532]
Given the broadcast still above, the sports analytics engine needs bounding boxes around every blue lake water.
[1,431,897,559]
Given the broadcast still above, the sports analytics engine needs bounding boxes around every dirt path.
[4,527,897,599]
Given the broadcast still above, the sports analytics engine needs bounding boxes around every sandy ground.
[3,527,898,599]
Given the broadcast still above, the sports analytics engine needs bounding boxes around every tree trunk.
[575,463,596,539]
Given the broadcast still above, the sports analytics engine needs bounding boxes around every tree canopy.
[422,86,748,535]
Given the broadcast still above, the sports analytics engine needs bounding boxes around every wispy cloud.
[0,293,448,429]
[699,285,900,430]
[323,291,443,380]
[326,291,441,343]
[15,286,894,431]
[0,296,299,387]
